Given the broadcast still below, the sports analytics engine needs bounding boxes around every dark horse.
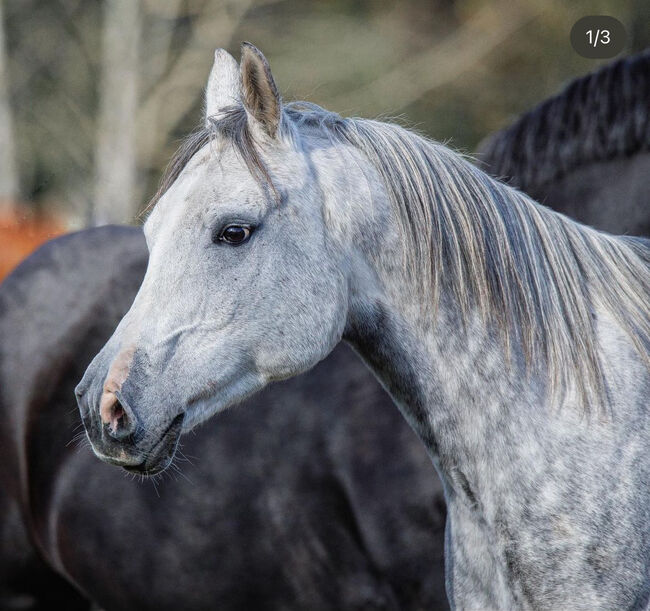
[1,51,648,610]
[478,49,650,237]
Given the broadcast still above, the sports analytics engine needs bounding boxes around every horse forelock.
[144,105,280,217]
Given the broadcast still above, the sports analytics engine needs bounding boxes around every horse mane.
[477,50,650,193]
[150,102,650,411]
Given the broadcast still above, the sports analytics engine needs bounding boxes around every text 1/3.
[586,29,610,47]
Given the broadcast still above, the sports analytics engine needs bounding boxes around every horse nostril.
[109,399,134,440]
[100,392,134,440]
[112,402,125,427]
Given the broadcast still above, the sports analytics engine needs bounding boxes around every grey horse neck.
[345,236,650,609]
[346,285,649,609]
[330,123,650,608]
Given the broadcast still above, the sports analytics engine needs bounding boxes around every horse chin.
[122,412,185,476]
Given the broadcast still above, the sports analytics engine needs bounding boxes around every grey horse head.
[76,45,362,473]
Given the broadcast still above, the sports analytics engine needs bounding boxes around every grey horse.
[1,48,648,610]
[76,44,650,610]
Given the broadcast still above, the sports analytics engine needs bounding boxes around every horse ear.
[240,42,281,138]
[205,49,241,124]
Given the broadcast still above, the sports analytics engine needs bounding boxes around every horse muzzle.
[118,412,185,475]
[77,384,185,476]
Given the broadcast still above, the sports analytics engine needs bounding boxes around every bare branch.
[329,1,541,116]
[140,0,184,95]
[136,0,256,178]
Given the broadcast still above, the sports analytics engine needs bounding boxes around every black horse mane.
[477,50,650,192]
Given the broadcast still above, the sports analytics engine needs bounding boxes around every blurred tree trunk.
[93,0,142,225]
[0,0,18,212]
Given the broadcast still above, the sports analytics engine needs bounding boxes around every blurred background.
[0,0,648,277]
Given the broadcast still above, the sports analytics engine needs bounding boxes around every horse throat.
[344,291,531,496]
[343,287,544,607]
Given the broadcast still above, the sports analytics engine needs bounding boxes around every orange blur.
[0,204,66,281]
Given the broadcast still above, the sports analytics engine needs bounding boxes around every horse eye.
[218,224,253,245]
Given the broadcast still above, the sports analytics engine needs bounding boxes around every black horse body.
[1,52,648,610]
[0,226,448,610]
